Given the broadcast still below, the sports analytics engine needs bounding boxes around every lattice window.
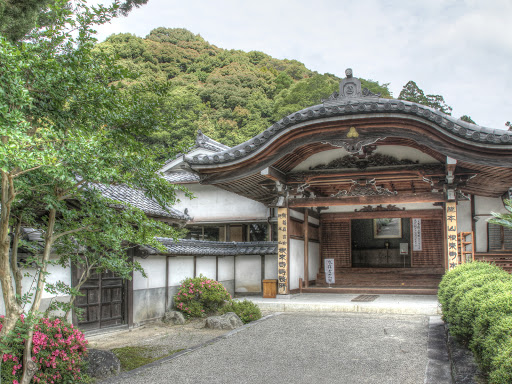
[488,223,512,251]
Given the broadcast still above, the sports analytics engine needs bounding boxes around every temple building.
[6,70,512,332]
[161,69,512,299]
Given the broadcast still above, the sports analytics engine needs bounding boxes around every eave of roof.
[95,184,189,221]
[141,238,278,256]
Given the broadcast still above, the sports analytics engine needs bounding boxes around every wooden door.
[73,267,126,331]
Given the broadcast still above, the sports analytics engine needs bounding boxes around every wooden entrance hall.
[305,209,445,294]
[183,70,512,297]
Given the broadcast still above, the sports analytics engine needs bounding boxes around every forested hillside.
[96,28,392,151]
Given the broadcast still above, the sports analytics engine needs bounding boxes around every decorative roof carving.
[311,153,420,171]
[355,204,405,212]
[331,178,397,197]
[195,130,231,152]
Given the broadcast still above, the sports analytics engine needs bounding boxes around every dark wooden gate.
[73,267,126,332]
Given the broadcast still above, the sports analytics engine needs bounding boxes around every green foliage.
[398,80,452,115]
[438,261,499,316]
[449,279,512,343]
[438,262,512,380]
[111,346,184,372]
[470,291,512,371]
[0,316,88,383]
[489,199,512,230]
[173,275,231,317]
[460,115,476,124]
[219,299,262,324]
[98,28,392,148]
[488,340,512,384]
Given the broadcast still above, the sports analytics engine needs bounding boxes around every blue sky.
[91,0,512,130]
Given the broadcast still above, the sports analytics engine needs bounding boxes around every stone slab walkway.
[244,293,441,315]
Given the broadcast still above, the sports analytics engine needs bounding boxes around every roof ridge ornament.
[323,68,381,104]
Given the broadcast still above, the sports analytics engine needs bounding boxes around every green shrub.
[174,275,231,317]
[438,262,503,317]
[488,339,512,384]
[470,291,512,370]
[449,280,512,343]
[219,299,262,324]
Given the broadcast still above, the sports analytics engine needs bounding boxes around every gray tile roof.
[162,171,200,184]
[95,184,188,221]
[142,238,278,256]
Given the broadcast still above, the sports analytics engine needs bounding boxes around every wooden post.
[304,209,309,288]
[446,201,458,270]
[277,207,289,295]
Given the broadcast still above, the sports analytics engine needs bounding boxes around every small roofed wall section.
[133,255,235,325]
[173,184,268,223]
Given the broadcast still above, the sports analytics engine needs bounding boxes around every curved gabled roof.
[184,71,512,180]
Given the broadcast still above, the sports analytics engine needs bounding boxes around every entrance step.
[301,286,438,295]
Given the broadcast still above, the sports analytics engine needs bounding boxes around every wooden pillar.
[277,207,289,295]
[446,201,458,270]
[304,209,309,288]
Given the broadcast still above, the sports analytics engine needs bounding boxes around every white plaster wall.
[457,201,472,233]
[196,256,217,280]
[292,146,439,172]
[289,210,304,221]
[309,216,320,225]
[308,242,321,282]
[0,257,71,315]
[289,239,304,291]
[474,196,509,252]
[265,254,278,279]
[327,202,443,213]
[235,256,261,293]
[173,184,268,222]
[134,256,166,290]
[218,256,234,281]
[168,257,194,286]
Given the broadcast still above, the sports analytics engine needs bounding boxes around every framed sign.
[324,259,335,285]
[374,218,402,239]
[412,218,422,251]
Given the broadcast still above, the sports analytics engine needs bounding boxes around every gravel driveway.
[101,312,431,384]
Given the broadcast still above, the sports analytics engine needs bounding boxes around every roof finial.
[345,68,353,79]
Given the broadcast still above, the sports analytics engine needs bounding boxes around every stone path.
[101,312,449,384]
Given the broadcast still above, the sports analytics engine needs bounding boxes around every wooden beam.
[288,192,446,207]
[260,166,287,184]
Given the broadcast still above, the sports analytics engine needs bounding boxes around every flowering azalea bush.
[0,315,88,383]
[174,275,231,317]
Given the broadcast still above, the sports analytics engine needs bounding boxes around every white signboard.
[412,218,422,251]
[325,258,335,285]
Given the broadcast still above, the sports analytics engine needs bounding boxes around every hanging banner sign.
[446,202,458,270]
[325,258,335,285]
[277,208,289,294]
[412,218,422,251]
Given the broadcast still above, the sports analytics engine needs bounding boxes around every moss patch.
[111,346,184,371]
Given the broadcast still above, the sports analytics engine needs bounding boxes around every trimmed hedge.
[438,262,512,384]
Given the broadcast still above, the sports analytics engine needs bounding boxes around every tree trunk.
[11,216,23,304]
[20,208,57,384]
[0,171,23,340]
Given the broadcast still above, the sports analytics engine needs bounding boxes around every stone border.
[425,316,452,384]
[445,324,484,384]
[97,313,281,384]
